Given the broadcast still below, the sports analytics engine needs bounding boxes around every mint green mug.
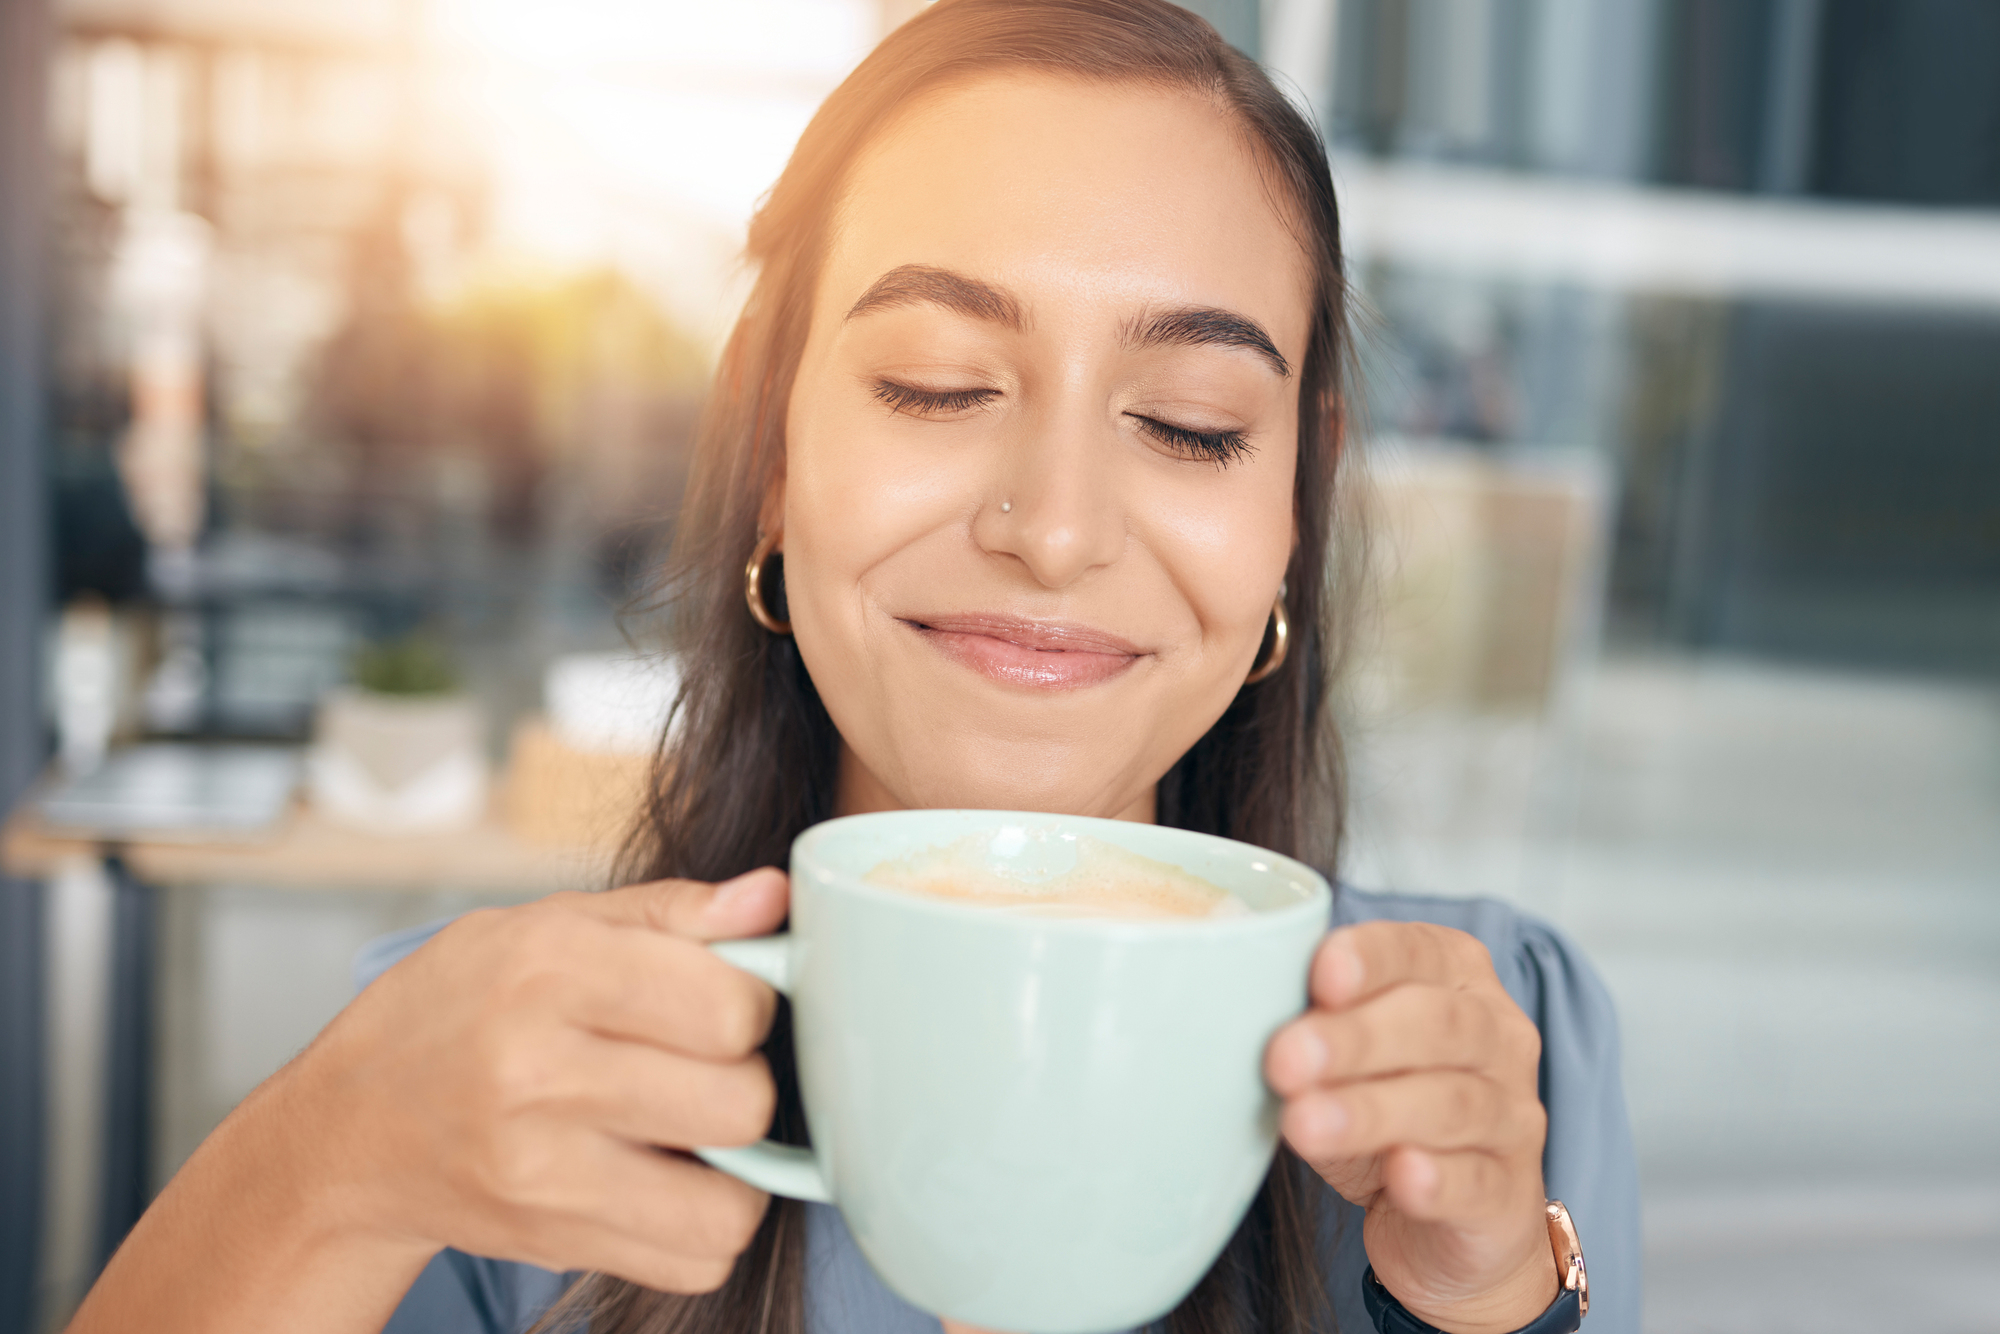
[697,810,1331,1333]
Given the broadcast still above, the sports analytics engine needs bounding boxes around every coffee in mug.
[864,832,1250,920]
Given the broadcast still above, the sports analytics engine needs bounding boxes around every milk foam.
[864,833,1248,920]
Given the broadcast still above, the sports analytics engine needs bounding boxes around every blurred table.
[3,798,618,892]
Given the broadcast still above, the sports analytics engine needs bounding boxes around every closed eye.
[1128,414,1252,466]
[872,378,1000,417]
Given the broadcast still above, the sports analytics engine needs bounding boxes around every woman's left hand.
[1265,922,1557,1334]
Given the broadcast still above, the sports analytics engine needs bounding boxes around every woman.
[66,3,1638,1332]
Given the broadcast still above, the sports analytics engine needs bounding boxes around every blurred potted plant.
[308,633,488,833]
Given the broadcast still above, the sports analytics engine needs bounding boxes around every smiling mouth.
[900,613,1145,690]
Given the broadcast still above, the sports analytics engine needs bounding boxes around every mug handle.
[692,935,834,1204]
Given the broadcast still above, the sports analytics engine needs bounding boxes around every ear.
[758,466,788,548]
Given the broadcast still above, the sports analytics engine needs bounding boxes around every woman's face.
[782,74,1311,820]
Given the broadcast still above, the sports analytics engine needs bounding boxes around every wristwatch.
[1361,1200,1589,1334]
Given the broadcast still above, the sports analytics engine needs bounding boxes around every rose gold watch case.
[1545,1200,1589,1316]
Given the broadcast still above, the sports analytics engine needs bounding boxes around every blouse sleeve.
[380,1250,573,1334]
[1506,917,1643,1333]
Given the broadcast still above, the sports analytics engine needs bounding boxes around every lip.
[901,613,1146,690]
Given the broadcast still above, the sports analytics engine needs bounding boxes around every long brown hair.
[555,1,1358,1329]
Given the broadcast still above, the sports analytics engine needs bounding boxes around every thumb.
[565,867,790,942]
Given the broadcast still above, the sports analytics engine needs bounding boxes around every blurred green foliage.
[350,632,460,696]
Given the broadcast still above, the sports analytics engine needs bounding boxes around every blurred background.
[0,1,1996,1332]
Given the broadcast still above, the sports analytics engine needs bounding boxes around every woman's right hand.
[288,867,791,1293]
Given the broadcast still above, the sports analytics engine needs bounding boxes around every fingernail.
[710,869,766,910]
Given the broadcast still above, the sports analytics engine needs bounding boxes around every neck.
[833,744,1157,824]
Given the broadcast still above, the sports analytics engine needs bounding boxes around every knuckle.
[1412,922,1453,968]
[1445,1077,1486,1127]
[502,1220,572,1274]
[1463,996,1503,1056]
[694,1181,769,1256]
[1517,1097,1550,1150]
[1518,1014,1544,1065]
[669,1256,738,1294]
[1501,1008,1542,1068]
[626,879,701,932]
[481,1031,562,1111]
[718,1063,778,1143]
[1451,929,1492,972]
[493,918,583,998]
[471,1125,562,1208]
[710,983,774,1057]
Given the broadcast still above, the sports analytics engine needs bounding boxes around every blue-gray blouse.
[357,887,1641,1334]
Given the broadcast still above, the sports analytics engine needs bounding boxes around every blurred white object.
[111,209,211,559]
[51,600,132,776]
[142,610,207,734]
[545,653,680,755]
[41,854,114,1322]
[1262,0,1338,130]
[308,689,487,833]
[38,744,300,835]
[1335,154,2000,312]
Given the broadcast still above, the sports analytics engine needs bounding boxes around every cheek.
[782,373,968,624]
[1147,452,1297,652]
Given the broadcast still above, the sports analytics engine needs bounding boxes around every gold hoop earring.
[1242,589,1289,685]
[745,530,792,635]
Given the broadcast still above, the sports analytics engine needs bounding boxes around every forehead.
[821,73,1312,355]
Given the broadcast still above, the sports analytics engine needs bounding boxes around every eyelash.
[1129,415,1252,465]
[871,378,1251,466]
[872,379,998,416]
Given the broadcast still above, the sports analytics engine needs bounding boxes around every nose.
[971,400,1126,589]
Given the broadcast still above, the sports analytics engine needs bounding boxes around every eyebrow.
[845,264,1025,329]
[844,263,1290,379]
[1124,305,1291,378]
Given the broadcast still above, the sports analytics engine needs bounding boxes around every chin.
[883,727,1159,820]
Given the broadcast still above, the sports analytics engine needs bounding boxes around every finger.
[1309,922,1495,1009]
[1381,1146,1529,1226]
[1279,1072,1539,1162]
[1266,985,1508,1091]
[503,1144,769,1289]
[565,1037,776,1150]
[561,1234,739,1296]
[583,1139,774,1260]
[496,1221,739,1296]
[558,924,779,1060]
[560,868,790,942]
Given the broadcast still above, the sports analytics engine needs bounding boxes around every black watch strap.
[1362,1267,1583,1334]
